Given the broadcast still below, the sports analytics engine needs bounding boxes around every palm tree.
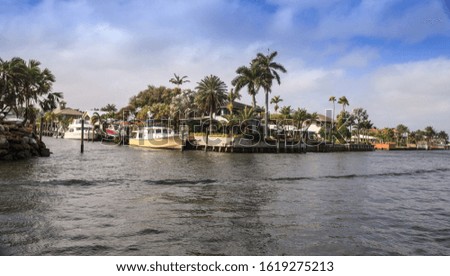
[43,111,58,135]
[279,105,292,119]
[195,75,228,134]
[338,96,349,112]
[39,92,63,112]
[293,108,308,128]
[329,96,336,133]
[18,59,42,122]
[292,108,320,142]
[238,106,256,135]
[270,95,283,113]
[101,103,117,118]
[0,58,22,117]
[231,64,261,109]
[226,88,241,115]
[12,58,57,125]
[239,106,255,121]
[169,74,190,88]
[252,51,287,138]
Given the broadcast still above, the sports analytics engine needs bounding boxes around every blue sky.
[1,0,450,132]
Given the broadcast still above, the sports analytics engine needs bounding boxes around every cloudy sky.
[1,0,450,132]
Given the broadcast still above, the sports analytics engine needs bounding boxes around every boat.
[63,119,96,140]
[105,124,120,138]
[129,126,184,150]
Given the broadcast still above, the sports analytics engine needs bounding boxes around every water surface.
[1,138,449,255]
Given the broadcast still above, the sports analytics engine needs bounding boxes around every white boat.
[129,126,184,150]
[63,119,96,140]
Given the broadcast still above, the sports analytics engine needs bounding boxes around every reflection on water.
[1,138,450,255]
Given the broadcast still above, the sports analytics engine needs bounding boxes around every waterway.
[0,138,449,255]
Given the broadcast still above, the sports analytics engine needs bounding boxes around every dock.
[184,135,374,153]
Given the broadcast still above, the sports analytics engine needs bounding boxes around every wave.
[29,168,450,187]
[137,228,164,235]
[144,179,217,185]
[268,167,450,182]
[37,179,96,186]
[36,178,122,186]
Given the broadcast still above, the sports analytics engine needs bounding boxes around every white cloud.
[366,58,450,131]
[336,47,380,68]
[270,57,450,134]
[1,0,449,134]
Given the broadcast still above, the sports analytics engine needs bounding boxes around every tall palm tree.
[1,57,61,129]
[169,73,190,88]
[195,75,228,134]
[329,96,336,132]
[338,96,349,112]
[252,51,287,138]
[231,64,261,109]
[14,58,56,125]
[270,95,283,113]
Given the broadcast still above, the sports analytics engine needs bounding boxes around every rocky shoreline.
[0,123,50,161]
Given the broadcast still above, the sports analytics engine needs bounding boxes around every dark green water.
[0,138,449,255]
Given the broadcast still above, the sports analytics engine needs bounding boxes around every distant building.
[53,107,83,121]
[305,114,332,139]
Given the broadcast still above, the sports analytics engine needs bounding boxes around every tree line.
[371,125,449,146]
[0,57,62,125]
[115,51,327,138]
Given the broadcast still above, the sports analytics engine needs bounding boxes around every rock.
[39,147,51,157]
[0,149,8,157]
[0,124,51,161]
[11,143,30,151]
[1,154,13,161]
[28,138,37,145]
[16,150,32,159]
[0,135,8,149]
[22,136,30,144]
[30,148,39,156]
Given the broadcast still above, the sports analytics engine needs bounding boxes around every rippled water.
[1,138,449,256]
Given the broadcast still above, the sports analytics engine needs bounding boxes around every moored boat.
[129,126,184,150]
[63,119,96,140]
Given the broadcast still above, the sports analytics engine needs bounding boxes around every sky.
[1,0,450,132]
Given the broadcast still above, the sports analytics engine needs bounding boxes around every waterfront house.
[53,107,83,121]
[305,114,332,140]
